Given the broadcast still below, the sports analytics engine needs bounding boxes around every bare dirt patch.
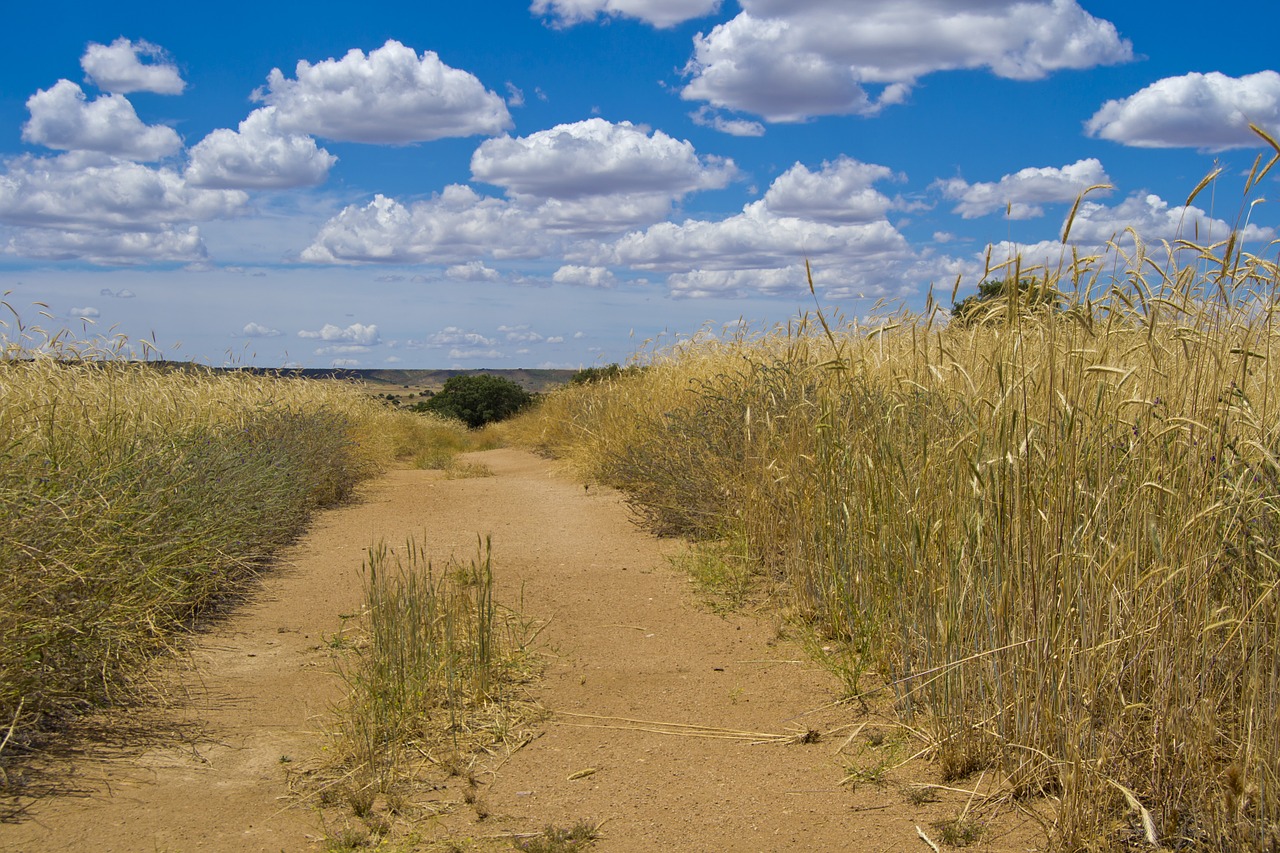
[2,449,1047,852]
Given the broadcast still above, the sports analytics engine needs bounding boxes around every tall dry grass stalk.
[332,537,539,794]
[513,170,1280,848]
[0,314,451,771]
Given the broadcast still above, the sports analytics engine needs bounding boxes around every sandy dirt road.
[2,449,1044,852]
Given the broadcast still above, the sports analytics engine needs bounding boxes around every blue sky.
[1,0,1277,368]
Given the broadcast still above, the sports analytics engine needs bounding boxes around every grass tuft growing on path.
[319,537,542,844]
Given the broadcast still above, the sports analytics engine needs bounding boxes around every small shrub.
[416,375,533,428]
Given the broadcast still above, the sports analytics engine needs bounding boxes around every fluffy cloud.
[243,322,283,337]
[607,200,909,272]
[301,186,551,264]
[100,287,136,298]
[1063,192,1271,247]
[0,152,246,233]
[257,40,512,144]
[552,264,617,287]
[1085,71,1280,150]
[298,322,380,345]
[186,107,336,189]
[689,106,765,137]
[4,225,206,265]
[80,38,186,95]
[531,0,721,28]
[471,118,737,232]
[681,0,1132,121]
[499,324,545,343]
[574,155,945,298]
[304,122,743,264]
[68,306,100,318]
[666,267,803,297]
[446,260,501,281]
[934,158,1111,219]
[532,195,680,234]
[974,192,1275,278]
[23,81,181,160]
[428,326,496,347]
[762,157,896,223]
[472,119,737,200]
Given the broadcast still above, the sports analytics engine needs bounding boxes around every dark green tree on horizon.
[414,374,533,428]
[951,276,1061,327]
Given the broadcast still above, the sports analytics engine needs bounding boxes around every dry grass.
[508,164,1280,849]
[0,314,455,781]
[318,538,543,845]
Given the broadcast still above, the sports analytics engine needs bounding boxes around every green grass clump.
[0,322,450,769]
[507,166,1280,849]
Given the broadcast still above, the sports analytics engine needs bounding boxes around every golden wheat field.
[508,175,1280,849]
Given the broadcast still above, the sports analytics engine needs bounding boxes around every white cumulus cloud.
[934,158,1111,219]
[1085,71,1280,150]
[81,38,186,95]
[429,326,495,347]
[0,152,246,233]
[68,306,100,318]
[446,260,502,281]
[257,40,512,144]
[186,107,336,189]
[5,225,206,265]
[681,0,1132,122]
[973,192,1275,280]
[762,157,897,223]
[471,118,737,232]
[243,322,283,337]
[689,106,765,137]
[499,324,545,343]
[606,199,908,273]
[472,118,737,200]
[23,81,182,160]
[552,264,617,287]
[581,157,942,299]
[301,186,551,264]
[531,0,721,28]
[298,322,380,345]
[1061,192,1271,247]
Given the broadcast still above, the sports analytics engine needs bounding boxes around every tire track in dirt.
[2,448,1044,852]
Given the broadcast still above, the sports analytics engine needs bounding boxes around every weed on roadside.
[512,821,601,853]
[669,537,757,611]
[312,537,543,847]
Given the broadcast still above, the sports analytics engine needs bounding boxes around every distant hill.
[147,362,579,393]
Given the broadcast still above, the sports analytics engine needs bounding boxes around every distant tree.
[415,374,533,428]
[951,277,1060,327]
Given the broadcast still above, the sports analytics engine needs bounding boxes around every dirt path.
[2,449,1045,852]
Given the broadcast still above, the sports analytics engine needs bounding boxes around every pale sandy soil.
[1,449,1047,852]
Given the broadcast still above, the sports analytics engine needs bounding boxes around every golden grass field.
[5,143,1280,848]
[0,321,470,759]
[507,158,1280,849]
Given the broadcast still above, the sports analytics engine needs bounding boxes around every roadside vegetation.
[506,153,1280,849]
[0,317,462,783]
